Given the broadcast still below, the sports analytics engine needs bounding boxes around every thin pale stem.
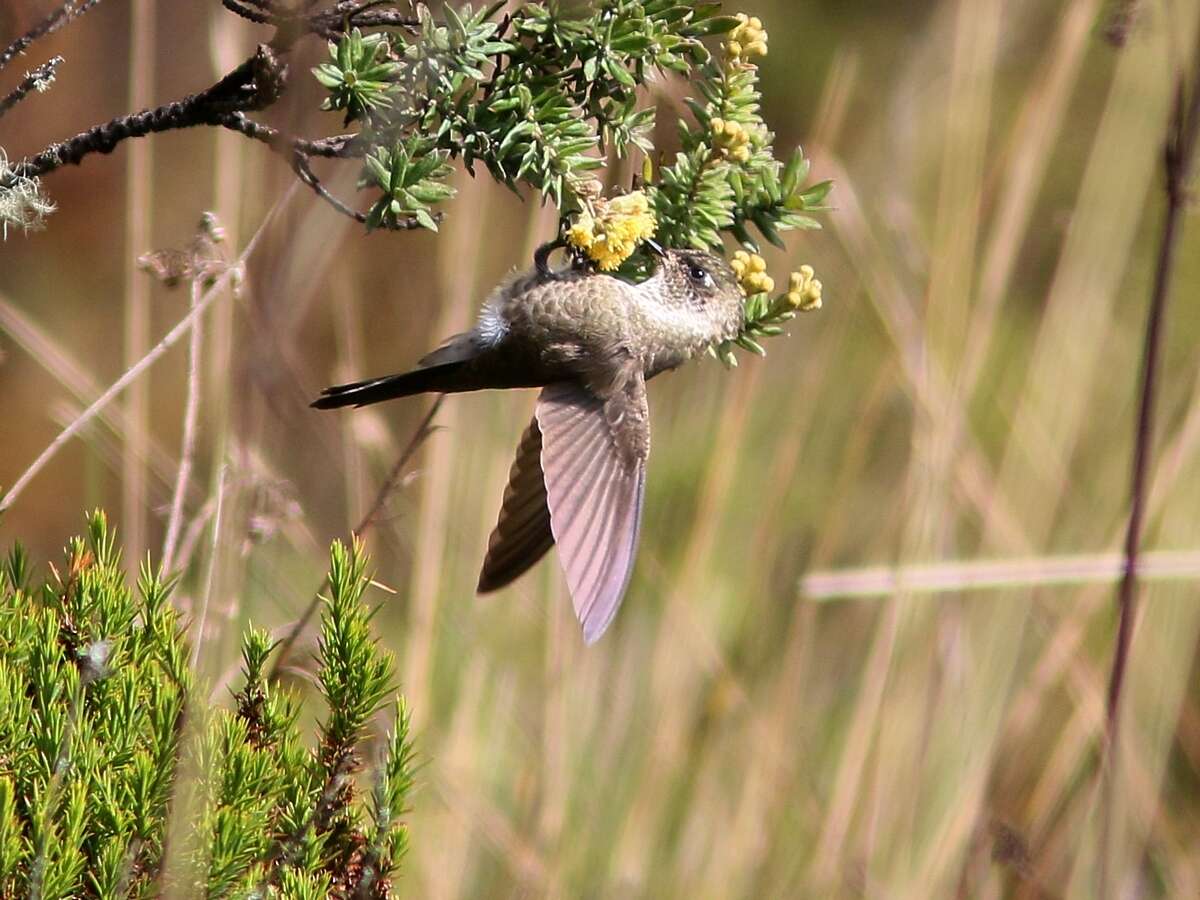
[268,395,445,681]
[123,0,155,570]
[0,190,289,513]
[800,550,1200,600]
[191,464,228,671]
[162,280,206,573]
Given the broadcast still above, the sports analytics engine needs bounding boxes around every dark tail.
[311,362,468,409]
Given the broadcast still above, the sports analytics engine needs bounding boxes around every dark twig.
[291,152,369,223]
[339,9,421,28]
[218,0,417,40]
[221,0,274,26]
[316,0,418,31]
[218,114,434,227]
[0,32,392,228]
[1100,41,1200,900]
[2,2,433,230]
[0,0,104,72]
[0,55,63,119]
[1103,0,1141,47]
[3,44,287,186]
[290,152,445,229]
[269,395,446,681]
[216,112,362,158]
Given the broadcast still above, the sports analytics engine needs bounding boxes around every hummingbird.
[312,243,745,643]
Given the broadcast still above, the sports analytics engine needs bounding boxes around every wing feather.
[477,419,555,593]
[535,376,649,643]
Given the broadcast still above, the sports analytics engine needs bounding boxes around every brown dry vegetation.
[2,0,1200,896]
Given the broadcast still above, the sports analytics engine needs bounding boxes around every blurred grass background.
[3,0,1200,896]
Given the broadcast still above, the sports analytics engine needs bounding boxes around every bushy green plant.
[0,512,413,899]
[312,2,831,253]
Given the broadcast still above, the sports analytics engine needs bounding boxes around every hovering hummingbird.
[312,243,745,643]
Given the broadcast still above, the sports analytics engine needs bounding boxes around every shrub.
[0,512,413,898]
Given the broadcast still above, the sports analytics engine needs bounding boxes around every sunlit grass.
[1,1,1199,897]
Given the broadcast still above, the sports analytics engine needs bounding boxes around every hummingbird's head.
[655,248,746,342]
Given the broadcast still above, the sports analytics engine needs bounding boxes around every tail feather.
[311,362,467,409]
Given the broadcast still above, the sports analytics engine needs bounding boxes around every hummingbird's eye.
[686,262,715,289]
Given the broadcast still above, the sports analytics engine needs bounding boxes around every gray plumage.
[313,247,745,643]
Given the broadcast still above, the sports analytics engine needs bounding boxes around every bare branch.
[0,55,63,119]
[222,0,274,26]
[217,114,434,227]
[219,0,417,39]
[0,0,104,72]
[3,44,287,185]
[291,153,369,223]
[0,3,444,234]
[216,113,363,159]
[1100,29,1200,900]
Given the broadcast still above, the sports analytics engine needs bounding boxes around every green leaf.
[682,15,741,37]
[797,179,834,208]
[415,208,440,232]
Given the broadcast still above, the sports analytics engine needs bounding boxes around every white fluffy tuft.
[476,303,509,346]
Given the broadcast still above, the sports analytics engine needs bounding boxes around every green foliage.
[0,513,415,898]
[313,29,404,124]
[653,58,832,252]
[313,0,830,246]
[362,137,456,231]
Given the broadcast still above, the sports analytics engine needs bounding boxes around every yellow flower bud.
[608,191,649,217]
[567,213,595,251]
[806,279,823,308]
[749,254,766,273]
[726,11,768,66]
[567,191,657,271]
[785,265,823,311]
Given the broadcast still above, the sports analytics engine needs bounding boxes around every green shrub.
[0,512,414,899]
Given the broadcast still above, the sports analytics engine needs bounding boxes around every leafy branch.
[0,1,832,250]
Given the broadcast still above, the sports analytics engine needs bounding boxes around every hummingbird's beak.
[645,239,667,259]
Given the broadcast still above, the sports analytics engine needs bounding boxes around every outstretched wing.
[477,418,555,593]
[535,372,649,643]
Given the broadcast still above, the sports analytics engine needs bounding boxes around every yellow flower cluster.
[724,14,768,66]
[787,265,823,311]
[711,117,752,163]
[731,250,774,294]
[567,191,658,271]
